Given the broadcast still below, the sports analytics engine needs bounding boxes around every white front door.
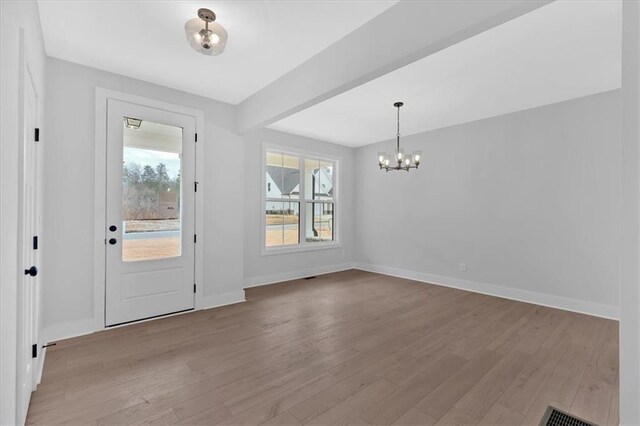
[17,66,39,424]
[105,100,196,326]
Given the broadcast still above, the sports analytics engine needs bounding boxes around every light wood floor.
[27,270,619,425]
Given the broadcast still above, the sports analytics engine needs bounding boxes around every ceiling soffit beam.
[236,0,553,134]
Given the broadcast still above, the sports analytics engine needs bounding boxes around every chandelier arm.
[381,163,418,172]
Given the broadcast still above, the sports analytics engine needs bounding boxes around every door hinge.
[32,344,37,358]
[33,236,38,250]
[194,181,199,192]
[34,128,40,142]
[194,234,197,243]
[195,133,198,142]
[193,283,196,293]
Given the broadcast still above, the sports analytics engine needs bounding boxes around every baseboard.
[244,262,355,289]
[354,263,619,320]
[36,346,46,386]
[45,291,247,343]
[197,290,246,310]
[44,317,96,344]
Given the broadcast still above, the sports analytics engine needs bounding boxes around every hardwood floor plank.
[288,359,403,424]
[414,350,503,421]
[392,408,436,426]
[219,372,339,425]
[570,321,618,426]
[261,411,302,426]
[477,403,523,425]
[360,354,468,425]
[453,349,531,420]
[497,347,560,414]
[307,378,398,425]
[435,408,478,426]
[176,403,231,425]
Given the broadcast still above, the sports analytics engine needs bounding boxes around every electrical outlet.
[459,262,467,272]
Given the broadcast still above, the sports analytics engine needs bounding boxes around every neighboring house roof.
[267,166,300,195]
[266,165,333,197]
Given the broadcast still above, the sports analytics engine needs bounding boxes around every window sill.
[261,242,342,256]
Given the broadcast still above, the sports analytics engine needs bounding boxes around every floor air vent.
[540,406,596,426]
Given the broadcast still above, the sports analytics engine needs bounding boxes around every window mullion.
[299,155,305,247]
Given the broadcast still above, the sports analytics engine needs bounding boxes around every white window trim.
[261,143,341,256]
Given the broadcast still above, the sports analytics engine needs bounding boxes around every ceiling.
[37,1,396,105]
[269,0,622,147]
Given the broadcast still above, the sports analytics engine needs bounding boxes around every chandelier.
[378,102,421,172]
[185,8,228,56]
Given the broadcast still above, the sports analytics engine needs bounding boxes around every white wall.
[243,129,355,286]
[620,1,639,423]
[355,90,621,318]
[0,1,46,424]
[43,58,244,341]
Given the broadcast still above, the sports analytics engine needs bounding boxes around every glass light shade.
[395,149,404,163]
[124,117,142,129]
[412,151,421,166]
[185,18,228,56]
[403,155,412,167]
[378,152,386,166]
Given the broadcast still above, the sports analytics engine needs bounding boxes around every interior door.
[17,67,39,424]
[105,100,196,326]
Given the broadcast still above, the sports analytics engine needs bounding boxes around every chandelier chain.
[396,104,401,150]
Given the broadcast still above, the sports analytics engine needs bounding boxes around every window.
[264,147,338,253]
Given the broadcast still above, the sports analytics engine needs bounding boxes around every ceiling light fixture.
[124,117,142,130]
[185,8,227,56]
[378,102,421,172]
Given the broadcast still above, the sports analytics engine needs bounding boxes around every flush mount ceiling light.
[378,102,421,172]
[185,8,228,56]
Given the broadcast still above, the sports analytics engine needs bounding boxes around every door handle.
[24,266,38,277]
[109,238,117,245]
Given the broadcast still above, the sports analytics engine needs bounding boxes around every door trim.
[93,88,205,332]
[15,27,42,424]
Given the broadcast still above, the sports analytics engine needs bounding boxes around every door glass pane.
[306,202,334,242]
[122,118,183,262]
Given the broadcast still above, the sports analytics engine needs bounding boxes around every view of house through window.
[122,119,183,262]
[265,152,300,247]
[265,149,336,249]
[305,159,334,242]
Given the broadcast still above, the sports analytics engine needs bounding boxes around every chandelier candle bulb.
[413,151,421,166]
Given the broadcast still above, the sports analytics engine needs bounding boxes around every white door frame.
[93,88,205,332]
[15,29,42,425]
